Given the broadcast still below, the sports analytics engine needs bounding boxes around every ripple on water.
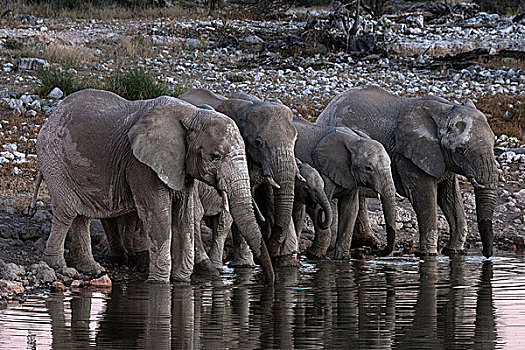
[0,254,524,349]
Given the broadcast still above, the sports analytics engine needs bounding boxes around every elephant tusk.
[221,191,230,212]
[252,198,266,222]
[296,173,307,183]
[265,176,281,189]
[469,177,486,190]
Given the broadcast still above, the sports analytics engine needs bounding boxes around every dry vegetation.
[477,93,525,139]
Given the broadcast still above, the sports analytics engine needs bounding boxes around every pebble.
[47,87,64,100]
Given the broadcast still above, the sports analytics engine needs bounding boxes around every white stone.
[47,87,64,99]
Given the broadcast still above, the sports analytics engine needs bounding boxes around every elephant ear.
[179,88,226,109]
[394,104,445,178]
[231,92,262,103]
[215,98,253,124]
[312,129,356,189]
[128,103,195,191]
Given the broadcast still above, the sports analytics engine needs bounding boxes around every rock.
[16,57,49,71]
[60,267,80,279]
[32,210,52,223]
[85,274,112,289]
[0,280,25,295]
[71,280,83,288]
[31,262,57,283]
[0,260,26,281]
[47,88,64,100]
[26,110,37,118]
[51,281,67,292]
[4,207,15,215]
[0,88,8,99]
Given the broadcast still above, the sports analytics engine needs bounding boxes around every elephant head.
[311,128,397,255]
[295,159,333,230]
[394,98,498,257]
[128,101,274,283]
[180,89,298,256]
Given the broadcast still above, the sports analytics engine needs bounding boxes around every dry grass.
[281,96,331,121]
[4,40,97,69]
[5,0,201,20]
[477,93,525,139]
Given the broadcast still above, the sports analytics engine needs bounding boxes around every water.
[1,255,525,349]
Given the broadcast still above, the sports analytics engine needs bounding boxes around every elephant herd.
[33,85,498,285]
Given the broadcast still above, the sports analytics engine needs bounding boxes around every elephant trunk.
[315,188,333,230]
[225,160,275,285]
[267,148,296,255]
[474,187,497,258]
[377,175,397,257]
[470,151,498,258]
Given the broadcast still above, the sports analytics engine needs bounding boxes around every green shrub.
[36,67,96,97]
[105,67,173,100]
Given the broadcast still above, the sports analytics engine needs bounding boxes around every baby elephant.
[292,159,333,242]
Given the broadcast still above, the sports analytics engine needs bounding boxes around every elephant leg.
[292,201,306,240]
[306,199,337,259]
[208,212,233,269]
[193,216,220,280]
[273,219,299,267]
[70,215,105,276]
[43,215,75,269]
[171,191,195,283]
[334,191,359,260]
[438,175,468,255]
[352,195,380,250]
[408,182,439,256]
[100,218,128,265]
[229,224,256,267]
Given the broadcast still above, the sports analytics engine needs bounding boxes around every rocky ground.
[0,2,524,298]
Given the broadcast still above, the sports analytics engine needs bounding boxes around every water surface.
[1,255,524,349]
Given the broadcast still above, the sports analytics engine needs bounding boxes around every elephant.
[292,158,333,241]
[180,89,299,264]
[101,180,234,272]
[293,116,397,259]
[36,89,274,284]
[316,85,498,257]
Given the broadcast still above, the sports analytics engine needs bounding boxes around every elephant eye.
[210,152,221,162]
[365,166,373,172]
[254,138,263,147]
[456,147,466,155]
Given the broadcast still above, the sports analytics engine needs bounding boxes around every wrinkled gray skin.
[293,117,397,259]
[36,89,274,284]
[292,159,334,241]
[316,86,498,257]
[180,89,299,264]
[101,180,232,273]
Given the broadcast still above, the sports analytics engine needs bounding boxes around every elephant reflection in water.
[397,257,497,349]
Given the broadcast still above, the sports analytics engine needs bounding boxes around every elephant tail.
[27,171,43,217]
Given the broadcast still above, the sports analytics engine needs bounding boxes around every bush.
[105,67,173,100]
[474,0,524,15]
[36,66,187,100]
[36,67,95,97]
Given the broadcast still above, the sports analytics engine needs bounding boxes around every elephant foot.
[170,270,191,284]
[228,257,256,268]
[106,250,128,265]
[267,237,282,257]
[415,250,438,257]
[193,259,221,281]
[130,251,149,272]
[334,248,351,260]
[441,247,466,256]
[211,260,223,270]
[42,251,67,270]
[378,243,395,257]
[351,231,380,250]
[305,247,326,260]
[71,258,106,276]
[273,254,300,267]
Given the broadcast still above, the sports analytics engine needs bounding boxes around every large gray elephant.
[180,89,299,263]
[292,158,333,240]
[316,85,498,257]
[293,117,397,259]
[36,89,274,284]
